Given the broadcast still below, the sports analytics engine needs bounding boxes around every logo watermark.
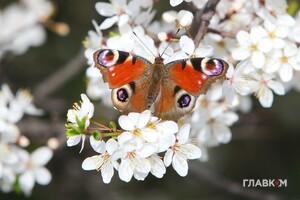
[242,179,287,188]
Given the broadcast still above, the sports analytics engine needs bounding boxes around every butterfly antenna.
[132,31,157,58]
[159,28,180,58]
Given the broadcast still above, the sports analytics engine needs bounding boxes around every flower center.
[172,143,181,152]
[127,152,136,159]
[147,122,156,129]
[268,31,276,39]
[280,56,288,64]
[250,44,258,51]
[218,40,225,48]
[96,153,109,171]
[133,129,142,136]
[208,118,215,124]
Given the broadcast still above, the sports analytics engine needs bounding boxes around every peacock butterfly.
[94,49,228,121]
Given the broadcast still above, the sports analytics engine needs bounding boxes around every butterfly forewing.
[94,49,155,113]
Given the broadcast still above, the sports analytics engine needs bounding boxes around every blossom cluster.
[0,0,68,60]
[0,84,53,195]
[66,0,300,184]
[66,95,201,183]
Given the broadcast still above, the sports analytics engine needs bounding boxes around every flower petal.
[232,47,250,60]
[149,155,166,178]
[259,87,274,108]
[67,135,81,147]
[236,31,251,46]
[181,144,202,159]
[251,52,265,68]
[99,16,119,30]
[170,0,184,7]
[177,124,190,144]
[136,110,151,129]
[136,144,157,158]
[19,171,35,196]
[31,147,53,166]
[82,156,101,171]
[119,159,134,182]
[95,2,116,16]
[180,35,195,55]
[118,115,135,131]
[177,10,194,27]
[156,121,178,135]
[163,149,173,167]
[172,153,188,177]
[212,123,232,144]
[106,139,118,155]
[279,64,293,82]
[90,137,106,154]
[267,80,285,95]
[35,168,51,185]
[101,163,114,184]
[118,131,133,145]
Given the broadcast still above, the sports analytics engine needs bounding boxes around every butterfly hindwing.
[94,49,154,113]
[154,57,229,120]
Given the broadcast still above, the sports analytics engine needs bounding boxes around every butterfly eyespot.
[111,84,133,111]
[201,58,223,76]
[177,94,191,108]
[116,88,129,102]
[175,89,196,112]
[98,49,119,67]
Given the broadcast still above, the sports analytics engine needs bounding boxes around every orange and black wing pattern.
[93,49,154,113]
[154,57,229,120]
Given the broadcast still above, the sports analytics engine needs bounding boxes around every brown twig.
[34,48,86,101]
[18,118,65,139]
[193,0,221,46]
[207,27,236,38]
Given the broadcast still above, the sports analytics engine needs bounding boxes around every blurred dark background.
[1,0,300,200]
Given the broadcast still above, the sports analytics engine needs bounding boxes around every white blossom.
[18,147,53,196]
[0,0,53,59]
[265,43,300,82]
[170,0,207,9]
[164,124,201,176]
[82,139,119,184]
[67,94,94,129]
[95,0,154,30]
[162,10,194,27]
[76,0,300,186]
[66,94,94,152]
[232,26,271,69]
[190,95,239,146]
[0,85,43,123]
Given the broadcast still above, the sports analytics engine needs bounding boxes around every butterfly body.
[94,49,229,121]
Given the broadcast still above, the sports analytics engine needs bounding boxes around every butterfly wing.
[94,49,155,113]
[154,57,229,120]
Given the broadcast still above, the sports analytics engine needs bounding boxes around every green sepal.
[109,121,117,132]
[92,131,102,140]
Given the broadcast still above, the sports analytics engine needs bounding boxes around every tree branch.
[193,0,221,46]
[34,48,86,101]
